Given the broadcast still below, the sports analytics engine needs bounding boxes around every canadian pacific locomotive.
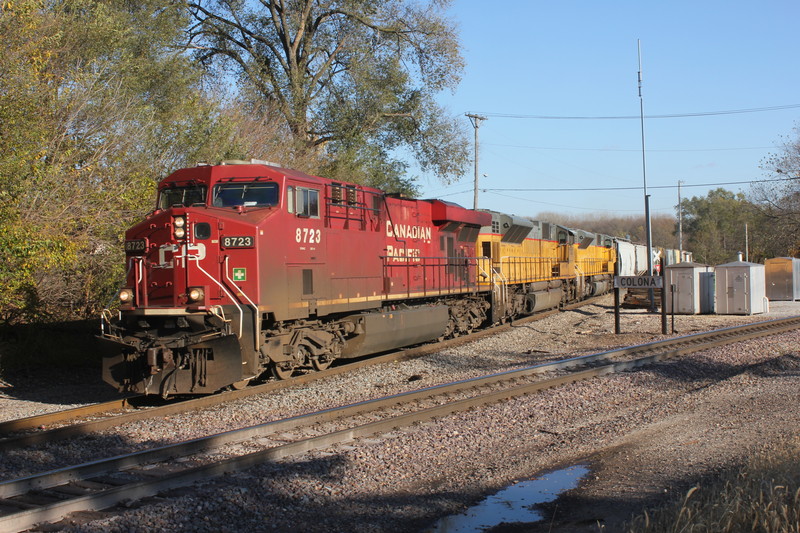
[98,160,617,396]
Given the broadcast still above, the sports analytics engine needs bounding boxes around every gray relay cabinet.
[714,260,766,315]
[664,262,715,314]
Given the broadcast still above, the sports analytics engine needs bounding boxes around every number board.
[124,239,147,254]
[221,236,255,249]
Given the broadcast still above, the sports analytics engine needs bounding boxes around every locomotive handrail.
[134,257,148,307]
[189,254,244,339]
[100,308,114,336]
[209,306,229,329]
[134,256,143,285]
[498,255,560,285]
[491,266,509,312]
[381,255,485,298]
[223,256,260,351]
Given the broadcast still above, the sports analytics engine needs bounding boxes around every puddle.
[428,464,589,532]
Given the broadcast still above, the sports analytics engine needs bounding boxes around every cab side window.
[287,186,295,214]
[295,187,319,218]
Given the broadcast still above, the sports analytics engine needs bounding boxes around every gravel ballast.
[2,297,799,532]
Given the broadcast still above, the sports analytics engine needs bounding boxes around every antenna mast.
[638,39,655,311]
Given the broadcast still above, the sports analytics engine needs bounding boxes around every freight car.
[98,160,615,396]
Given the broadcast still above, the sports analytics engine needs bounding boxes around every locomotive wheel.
[311,356,332,371]
[270,362,295,380]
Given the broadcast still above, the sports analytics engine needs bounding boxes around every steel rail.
[0,397,137,435]
[0,297,588,450]
[0,316,797,532]
[0,307,795,451]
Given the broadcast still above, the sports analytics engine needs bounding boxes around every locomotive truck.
[98,160,615,396]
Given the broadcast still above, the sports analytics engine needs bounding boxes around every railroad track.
[1,315,798,532]
[0,297,585,451]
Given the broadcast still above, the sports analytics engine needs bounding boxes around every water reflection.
[429,464,589,532]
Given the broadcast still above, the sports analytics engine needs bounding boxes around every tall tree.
[186,0,469,191]
[0,0,269,322]
[680,188,758,265]
[534,212,679,249]
[753,125,800,256]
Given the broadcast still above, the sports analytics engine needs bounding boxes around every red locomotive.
[99,160,493,395]
[100,160,624,396]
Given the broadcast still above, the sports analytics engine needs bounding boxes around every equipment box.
[765,257,800,301]
[715,259,766,315]
[664,262,715,314]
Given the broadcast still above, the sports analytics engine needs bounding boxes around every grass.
[627,438,800,532]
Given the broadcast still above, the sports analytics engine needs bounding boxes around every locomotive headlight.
[119,288,134,305]
[187,287,205,303]
[173,216,187,240]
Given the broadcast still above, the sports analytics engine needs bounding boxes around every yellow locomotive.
[476,211,615,322]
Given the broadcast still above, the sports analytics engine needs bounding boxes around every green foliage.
[680,188,758,264]
[754,126,800,256]
[0,220,77,322]
[0,0,263,324]
[187,0,469,188]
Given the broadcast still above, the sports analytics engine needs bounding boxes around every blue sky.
[416,1,800,219]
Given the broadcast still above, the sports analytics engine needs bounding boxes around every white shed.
[664,262,715,314]
[715,260,767,315]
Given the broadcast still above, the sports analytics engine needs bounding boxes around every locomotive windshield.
[213,182,279,208]
[159,185,207,209]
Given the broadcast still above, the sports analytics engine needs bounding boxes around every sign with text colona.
[614,276,663,289]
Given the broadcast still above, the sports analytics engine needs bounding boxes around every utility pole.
[466,113,487,209]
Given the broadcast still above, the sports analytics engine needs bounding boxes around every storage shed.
[765,257,800,301]
[664,262,715,314]
[714,259,767,315]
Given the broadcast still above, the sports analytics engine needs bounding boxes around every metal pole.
[745,223,749,262]
[677,180,683,258]
[670,283,676,333]
[646,194,655,311]
[614,257,621,334]
[466,114,487,210]
[638,40,655,312]
[660,266,667,334]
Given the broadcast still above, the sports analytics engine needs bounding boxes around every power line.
[486,143,775,153]
[482,190,669,213]
[479,176,796,193]
[469,103,800,120]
